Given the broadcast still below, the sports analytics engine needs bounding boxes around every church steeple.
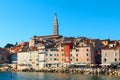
[53,13,59,35]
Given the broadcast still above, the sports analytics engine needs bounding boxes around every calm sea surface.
[0,72,120,80]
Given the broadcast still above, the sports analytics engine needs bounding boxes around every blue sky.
[0,0,120,47]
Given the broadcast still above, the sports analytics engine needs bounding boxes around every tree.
[4,43,14,48]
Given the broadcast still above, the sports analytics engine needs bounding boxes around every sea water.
[0,72,120,80]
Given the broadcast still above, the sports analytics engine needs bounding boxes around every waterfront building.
[17,50,46,70]
[91,39,103,64]
[101,41,120,66]
[9,42,29,64]
[45,48,59,68]
[70,37,95,66]
[63,39,74,67]
[45,37,74,68]
[0,48,10,64]
[57,42,66,67]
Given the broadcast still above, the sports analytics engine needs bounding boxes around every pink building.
[70,38,96,66]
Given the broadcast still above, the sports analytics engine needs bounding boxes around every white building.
[17,50,46,70]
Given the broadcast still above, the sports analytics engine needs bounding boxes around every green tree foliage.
[4,43,14,48]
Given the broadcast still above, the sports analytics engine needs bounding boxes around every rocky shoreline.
[1,67,120,76]
[1,64,120,76]
[34,68,120,76]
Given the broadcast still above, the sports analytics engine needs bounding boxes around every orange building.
[64,45,70,63]
[64,42,73,63]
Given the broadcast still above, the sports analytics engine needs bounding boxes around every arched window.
[104,58,107,63]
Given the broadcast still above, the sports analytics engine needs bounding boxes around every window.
[76,54,78,56]
[57,54,59,56]
[87,58,89,61]
[62,54,64,56]
[54,54,56,56]
[61,49,64,51]
[50,48,57,51]
[57,64,59,67]
[86,53,88,56]
[71,59,72,61]
[50,49,53,51]
[104,53,107,56]
[86,49,89,51]
[54,58,57,61]
[36,59,38,61]
[76,59,78,61]
[70,54,72,56]
[61,45,64,47]
[115,58,117,62]
[29,59,32,61]
[50,54,52,56]
[114,53,117,56]
[76,49,79,52]
[50,58,52,61]
[104,58,107,63]
[48,64,51,67]
[36,64,39,66]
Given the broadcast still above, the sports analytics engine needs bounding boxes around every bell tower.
[53,13,59,35]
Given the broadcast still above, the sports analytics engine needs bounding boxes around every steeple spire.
[53,13,59,35]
